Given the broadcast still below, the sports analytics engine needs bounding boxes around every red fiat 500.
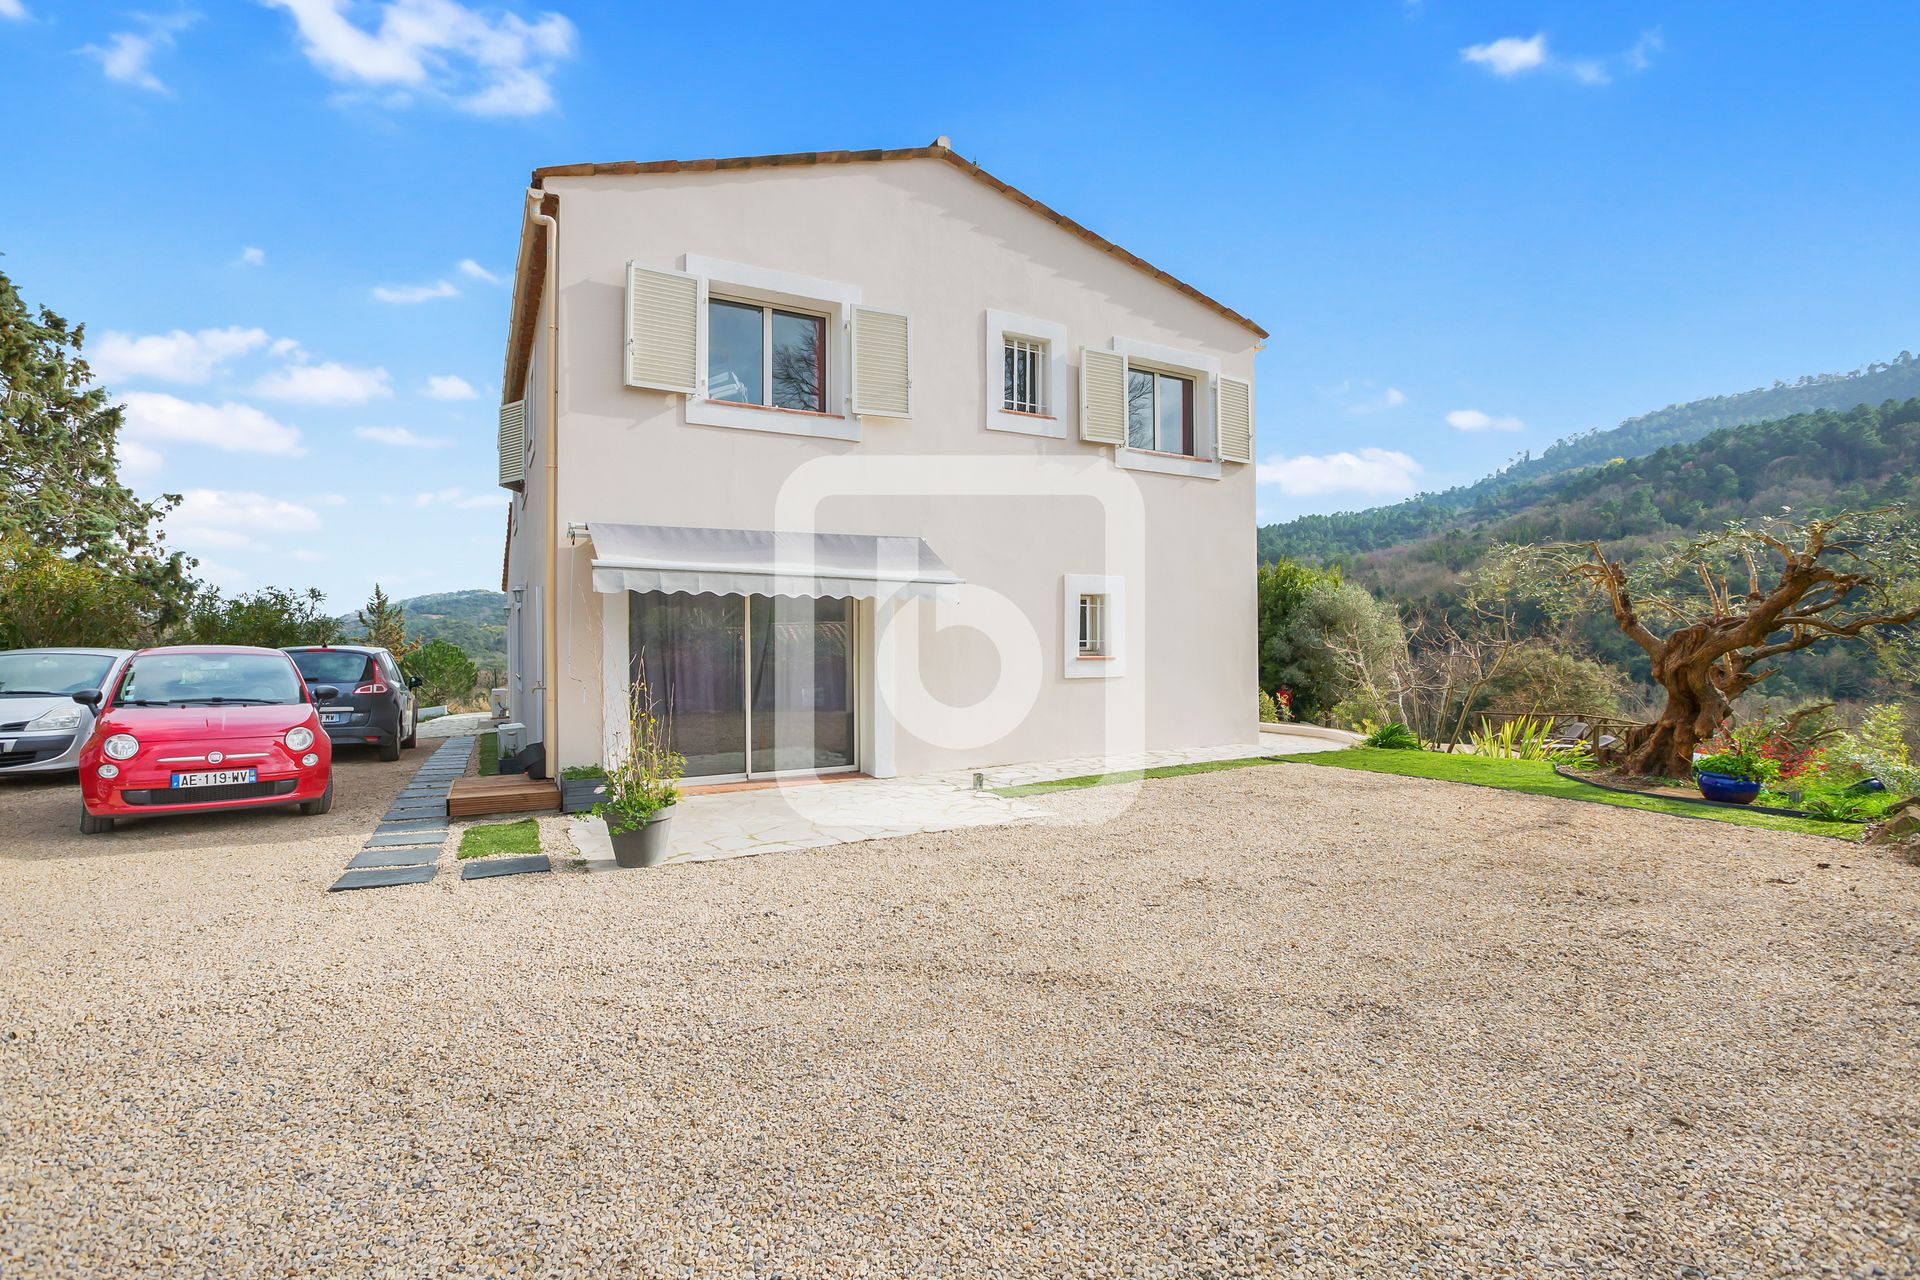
[75,646,338,834]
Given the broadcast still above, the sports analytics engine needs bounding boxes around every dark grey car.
[285,645,419,761]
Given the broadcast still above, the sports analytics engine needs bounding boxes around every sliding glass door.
[629,591,854,780]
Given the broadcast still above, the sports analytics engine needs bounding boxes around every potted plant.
[596,677,684,868]
[1692,729,1776,805]
[558,764,607,814]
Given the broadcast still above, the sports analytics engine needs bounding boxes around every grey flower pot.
[560,776,606,814]
[606,805,676,869]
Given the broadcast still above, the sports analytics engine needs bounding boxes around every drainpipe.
[525,187,560,772]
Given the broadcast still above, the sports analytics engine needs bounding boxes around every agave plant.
[1468,715,1588,763]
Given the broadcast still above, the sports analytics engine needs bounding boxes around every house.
[497,139,1263,783]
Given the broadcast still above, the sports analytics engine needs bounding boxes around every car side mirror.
[72,689,104,707]
[311,685,340,702]
[407,675,423,690]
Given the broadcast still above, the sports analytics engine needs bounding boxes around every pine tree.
[357,584,413,657]
[0,265,192,628]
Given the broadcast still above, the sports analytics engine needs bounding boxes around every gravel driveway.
[2,762,1915,1277]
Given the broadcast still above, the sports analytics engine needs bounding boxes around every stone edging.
[1550,763,1817,819]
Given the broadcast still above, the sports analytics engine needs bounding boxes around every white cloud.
[252,360,393,404]
[457,258,500,284]
[167,488,325,556]
[306,492,349,506]
[1257,448,1425,498]
[372,279,459,304]
[91,326,269,386]
[0,1,28,21]
[1461,29,1661,85]
[118,439,164,476]
[121,392,306,457]
[261,0,577,117]
[268,337,305,359]
[237,246,267,267]
[414,486,501,509]
[424,373,476,400]
[82,13,195,93]
[289,549,327,563]
[1445,408,1525,432]
[1461,33,1548,77]
[356,425,449,448]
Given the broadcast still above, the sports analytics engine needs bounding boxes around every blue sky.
[3,1,1916,610]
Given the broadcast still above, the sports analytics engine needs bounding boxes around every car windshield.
[116,653,304,706]
[0,651,116,696]
[290,650,374,684]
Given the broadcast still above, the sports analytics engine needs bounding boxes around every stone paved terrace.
[569,727,1350,869]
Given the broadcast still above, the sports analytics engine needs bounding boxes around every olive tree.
[1495,510,1920,777]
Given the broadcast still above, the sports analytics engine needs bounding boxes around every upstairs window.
[1004,336,1049,415]
[708,298,826,413]
[1126,368,1194,456]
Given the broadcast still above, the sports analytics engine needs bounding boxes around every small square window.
[1077,593,1107,656]
[1003,336,1049,415]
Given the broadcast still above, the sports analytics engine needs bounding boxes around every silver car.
[0,648,132,775]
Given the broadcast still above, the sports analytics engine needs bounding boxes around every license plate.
[171,768,257,789]
[321,712,345,724]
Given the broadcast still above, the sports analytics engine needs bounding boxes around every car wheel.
[300,778,334,816]
[378,730,401,762]
[79,805,114,835]
[402,707,418,750]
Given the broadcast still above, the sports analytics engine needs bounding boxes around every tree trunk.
[1603,642,1730,778]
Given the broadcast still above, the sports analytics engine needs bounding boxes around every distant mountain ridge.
[1260,351,1920,564]
[334,589,507,669]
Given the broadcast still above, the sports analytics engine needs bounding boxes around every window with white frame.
[708,298,827,413]
[1077,592,1108,656]
[1063,574,1125,678]
[1126,366,1195,456]
[985,310,1068,439]
[1004,336,1049,415]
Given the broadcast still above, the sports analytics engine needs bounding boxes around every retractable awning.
[586,522,963,601]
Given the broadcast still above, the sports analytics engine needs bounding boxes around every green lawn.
[476,732,499,777]
[1274,748,1863,840]
[995,756,1282,797]
[457,817,540,859]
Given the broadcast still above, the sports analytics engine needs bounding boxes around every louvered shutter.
[1079,348,1127,445]
[624,263,699,393]
[497,399,526,488]
[851,306,911,418]
[1216,375,1253,464]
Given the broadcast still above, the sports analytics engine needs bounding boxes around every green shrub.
[1257,690,1280,723]
[408,638,478,705]
[1827,704,1920,796]
[1362,721,1422,750]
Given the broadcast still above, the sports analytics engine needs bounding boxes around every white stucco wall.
[511,156,1259,775]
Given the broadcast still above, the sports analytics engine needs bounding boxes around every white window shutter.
[1079,347,1127,445]
[1216,375,1253,464]
[625,263,699,394]
[851,306,911,418]
[497,399,526,488]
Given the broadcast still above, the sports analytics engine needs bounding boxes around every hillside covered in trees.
[334,590,507,669]
[1261,353,1920,564]
[1291,398,1920,709]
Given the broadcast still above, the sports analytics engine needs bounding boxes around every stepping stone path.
[326,735,554,891]
[327,737,472,892]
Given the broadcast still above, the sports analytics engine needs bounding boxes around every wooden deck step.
[447,774,562,818]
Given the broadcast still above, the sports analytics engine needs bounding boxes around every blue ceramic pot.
[1696,771,1762,805]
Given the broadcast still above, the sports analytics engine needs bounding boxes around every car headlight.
[26,707,83,733]
[286,726,315,752]
[103,734,140,761]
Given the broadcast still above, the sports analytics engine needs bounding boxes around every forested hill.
[1260,352,1920,564]
[1338,398,1920,612]
[334,590,507,668]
